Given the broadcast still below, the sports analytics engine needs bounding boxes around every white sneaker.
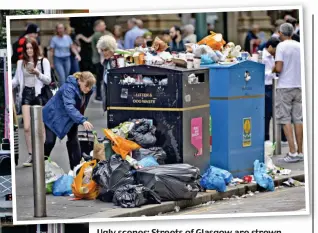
[23,155,33,167]
[281,141,288,146]
[283,152,300,163]
[297,153,304,161]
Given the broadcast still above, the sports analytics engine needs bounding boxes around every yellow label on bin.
[243,117,251,147]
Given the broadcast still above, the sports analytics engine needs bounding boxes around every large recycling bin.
[202,60,265,178]
[107,65,210,173]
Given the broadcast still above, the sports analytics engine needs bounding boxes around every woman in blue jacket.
[40,72,96,170]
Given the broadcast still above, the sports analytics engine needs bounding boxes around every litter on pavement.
[42,121,298,209]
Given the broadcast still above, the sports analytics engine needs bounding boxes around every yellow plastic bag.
[197,31,226,51]
[103,128,141,160]
[71,160,99,200]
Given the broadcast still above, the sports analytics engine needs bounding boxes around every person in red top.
[11,24,40,65]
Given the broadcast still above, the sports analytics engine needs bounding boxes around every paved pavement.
[164,186,306,216]
[14,97,306,221]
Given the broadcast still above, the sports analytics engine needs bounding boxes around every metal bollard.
[58,223,65,233]
[48,224,65,233]
[30,106,47,217]
[272,78,282,155]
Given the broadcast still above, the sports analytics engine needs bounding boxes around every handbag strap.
[40,58,44,74]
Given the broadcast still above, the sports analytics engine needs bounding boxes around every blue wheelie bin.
[202,60,265,178]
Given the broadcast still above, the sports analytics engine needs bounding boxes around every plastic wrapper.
[113,184,161,208]
[254,160,275,191]
[53,175,74,196]
[46,182,53,194]
[200,54,214,65]
[204,166,233,185]
[197,31,226,51]
[103,128,141,159]
[139,156,159,167]
[71,160,99,200]
[200,166,232,192]
[200,172,226,192]
[92,155,135,202]
[132,147,167,165]
[215,51,226,61]
[152,37,169,52]
[136,164,201,201]
[45,158,64,185]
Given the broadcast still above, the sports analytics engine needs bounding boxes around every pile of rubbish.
[44,120,297,209]
[44,118,201,208]
[111,31,258,73]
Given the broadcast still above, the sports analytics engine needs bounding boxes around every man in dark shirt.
[244,24,261,54]
[169,25,185,53]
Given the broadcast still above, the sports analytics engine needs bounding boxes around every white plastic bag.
[264,141,276,171]
[45,158,65,184]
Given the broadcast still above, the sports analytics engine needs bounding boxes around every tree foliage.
[0,10,44,49]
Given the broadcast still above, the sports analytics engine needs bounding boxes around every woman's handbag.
[40,58,59,105]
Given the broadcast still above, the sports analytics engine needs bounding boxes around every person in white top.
[12,37,51,167]
[262,37,287,144]
[273,23,303,163]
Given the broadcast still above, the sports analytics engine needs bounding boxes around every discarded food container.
[243,175,252,183]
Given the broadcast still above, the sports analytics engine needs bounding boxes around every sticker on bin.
[185,94,191,102]
[191,117,203,156]
[243,117,252,147]
[120,88,128,99]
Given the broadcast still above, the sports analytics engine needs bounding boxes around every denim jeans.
[54,56,71,87]
[70,55,80,75]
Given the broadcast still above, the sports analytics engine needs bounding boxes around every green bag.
[46,182,54,194]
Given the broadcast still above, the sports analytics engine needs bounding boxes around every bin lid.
[109,64,209,74]
[0,150,10,155]
[201,60,264,69]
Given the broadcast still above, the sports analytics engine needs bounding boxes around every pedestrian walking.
[244,24,261,54]
[113,25,124,49]
[183,24,197,44]
[49,23,81,87]
[124,18,145,49]
[42,72,96,170]
[96,35,118,112]
[11,38,51,167]
[262,37,287,144]
[272,19,285,38]
[273,23,303,162]
[90,20,113,103]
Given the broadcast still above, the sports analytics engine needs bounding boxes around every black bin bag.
[92,155,135,202]
[132,147,167,165]
[136,164,201,201]
[113,184,161,208]
[128,119,157,148]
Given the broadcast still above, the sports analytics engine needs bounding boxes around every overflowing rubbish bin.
[107,65,210,173]
[202,60,265,178]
